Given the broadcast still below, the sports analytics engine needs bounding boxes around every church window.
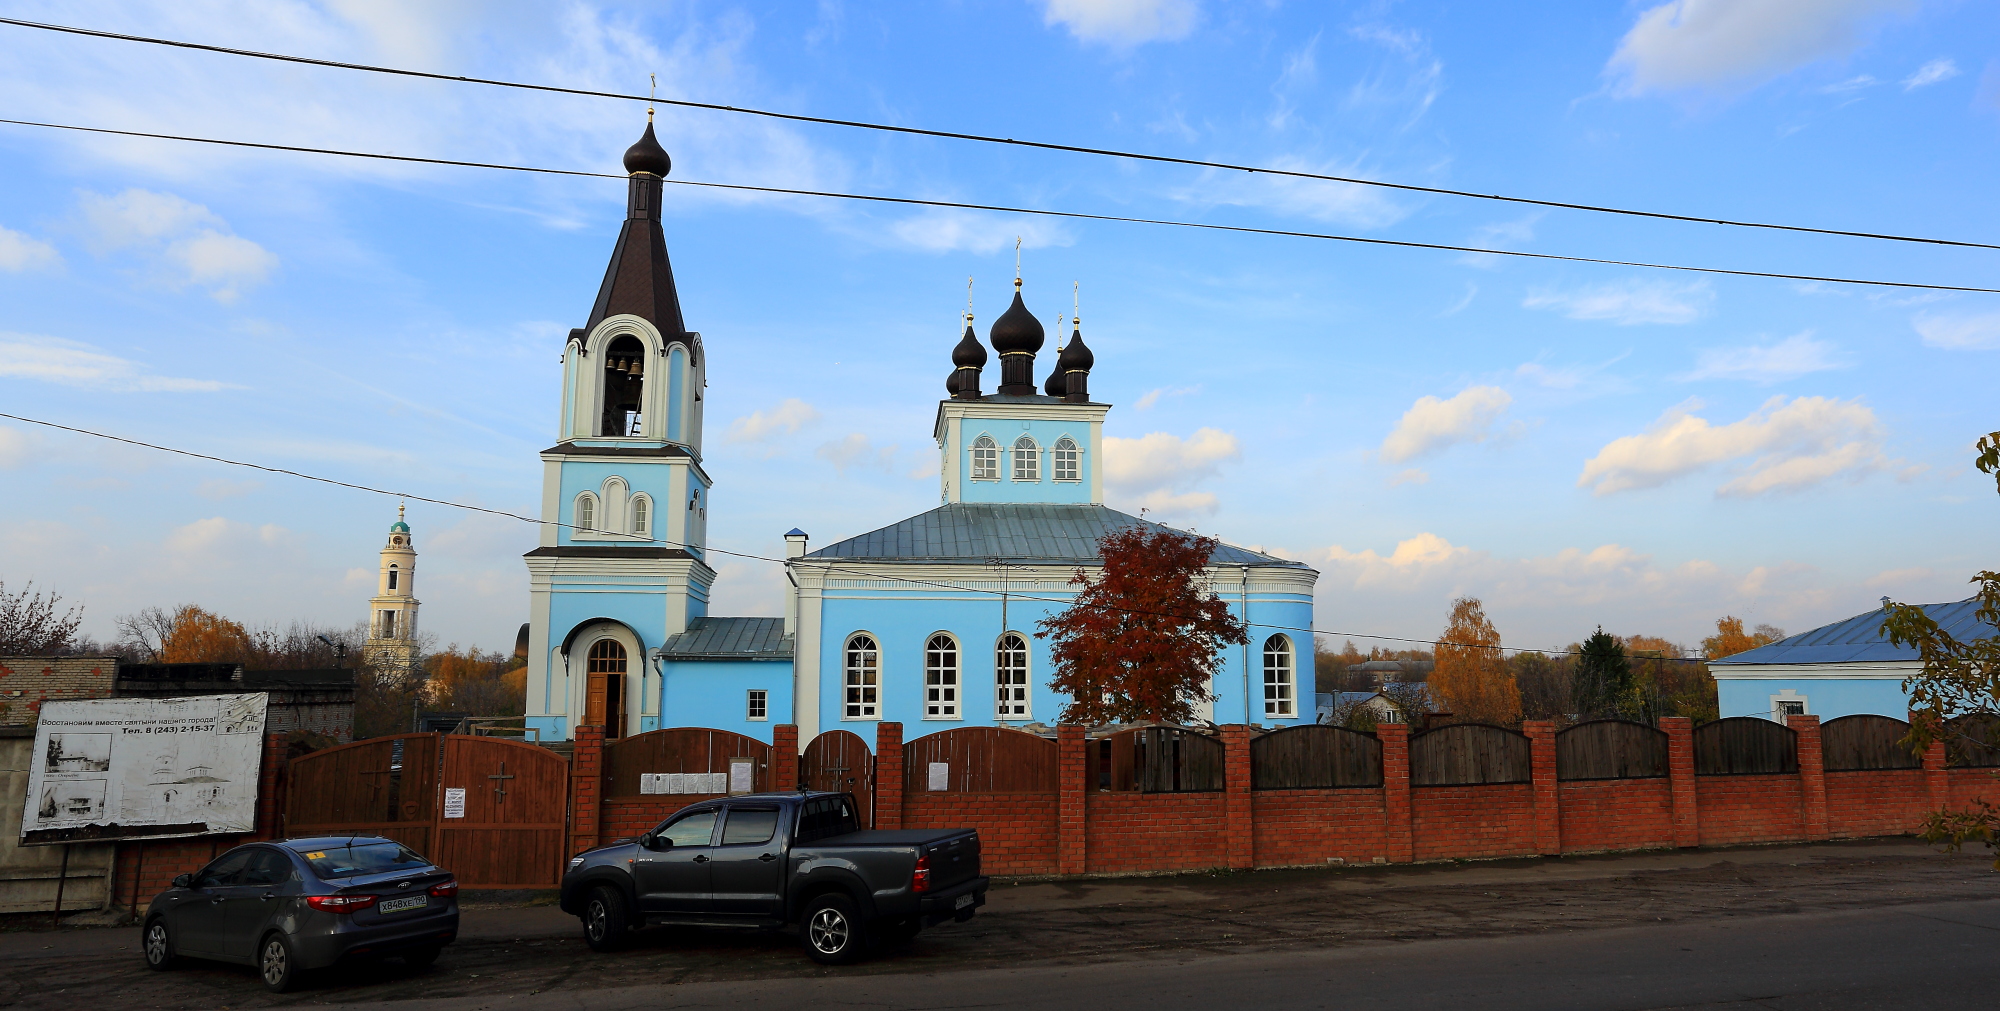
[746,689,768,721]
[996,633,1029,720]
[576,494,596,532]
[378,610,397,638]
[844,634,879,719]
[924,633,959,719]
[387,565,399,591]
[599,335,647,437]
[1012,436,1039,481]
[632,497,650,537]
[1053,438,1080,482]
[971,436,999,480]
[1263,634,1295,718]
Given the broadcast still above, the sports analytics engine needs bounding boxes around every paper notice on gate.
[665,773,686,794]
[443,788,466,819]
[928,762,949,791]
[729,759,754,795]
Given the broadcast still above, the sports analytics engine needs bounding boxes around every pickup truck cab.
[560,791,987,964]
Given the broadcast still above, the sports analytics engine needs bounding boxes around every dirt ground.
[6,839,1997,1009]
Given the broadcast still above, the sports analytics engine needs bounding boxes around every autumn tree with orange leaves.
[1038,527,1248,726]
[1430,596,1520,725]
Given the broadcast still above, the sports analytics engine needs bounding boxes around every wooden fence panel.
[603,727,773,797]
[1821,715,1922,771]
[1556,720,1668,781]
[1946,714,2000,768]
[905,727,1058,793]
[1693,717,1798,775]
[1410,723,1531,786]
[800,730,874,826]
[286,734,438,854]
[1250,725,1383,789]
[1099,727,1224,792]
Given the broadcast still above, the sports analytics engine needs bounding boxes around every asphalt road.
[328,898,2000,1011]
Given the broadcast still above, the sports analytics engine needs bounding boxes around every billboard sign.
[21,694,269,845]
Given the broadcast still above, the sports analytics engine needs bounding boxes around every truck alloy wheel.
[802,893,867,965]
[584,885,630,952]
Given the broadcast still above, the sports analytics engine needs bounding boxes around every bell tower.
[364,503,420,668]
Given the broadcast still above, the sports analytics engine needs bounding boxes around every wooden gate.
[801,730,874,827]
[286,734,569,888]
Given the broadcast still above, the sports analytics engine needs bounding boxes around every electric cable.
[3,116,1995,295]
[2,14,1993,252]
[0,410,1707,663]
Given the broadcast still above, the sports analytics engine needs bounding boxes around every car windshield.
[294,841,430,879]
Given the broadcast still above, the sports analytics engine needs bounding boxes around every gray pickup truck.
[559,791,987,964]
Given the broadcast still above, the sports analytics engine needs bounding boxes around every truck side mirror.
[172,873,195,889]
[640,833,671,851]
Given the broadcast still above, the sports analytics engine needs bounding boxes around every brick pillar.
[875,722,904,830]
[253,732,287,841]
[570,725,604,855]
[1058,725,1088,875]
[1789,714,1828,841]
[772,724,799,792]
[1662,717,1699,848]
[1918,709,1949,815]
[1524,720,1560,856]
[1221,725,1254,869]
[1378,723,1413,863]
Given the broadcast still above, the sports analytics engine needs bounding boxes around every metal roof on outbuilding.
[659,617,793,660]
[1709,598,1996,666]
[801,503,1309,569]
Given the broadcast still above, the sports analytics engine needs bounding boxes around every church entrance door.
[800,730,874,828]
[585,638,627,740]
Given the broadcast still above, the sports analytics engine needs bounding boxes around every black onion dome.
[1057,323,1094,373]
[989,285,1045,355]
[623,121,671,176]
[946,369,968,396]
[1043,363,1066,396]
[951,323,987,367]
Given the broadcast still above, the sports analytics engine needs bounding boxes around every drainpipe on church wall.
[1241,565,1251,726]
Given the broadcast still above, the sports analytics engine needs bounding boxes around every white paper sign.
[729,758,754,795]
[22,693,269,844]
[928,762,950,791]
[666,773,686,794]
[443,788,467,819]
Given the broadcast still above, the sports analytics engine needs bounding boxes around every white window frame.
[1263,634,1295,718]
[1769,689,1809,722]
[844,633,880,720]
[574,492,599,533]
[386,564,399,591]
[924,633,961,719]
[1052,437,1080,482]
[631,494,652,538]
[996,632,1030,721]
[1012,435,1040,481]
[971,435,1000,481]
[746,689,768,721]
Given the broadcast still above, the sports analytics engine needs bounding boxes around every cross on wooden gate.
[488,761,515,803]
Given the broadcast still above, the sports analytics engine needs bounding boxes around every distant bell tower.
[365,503,421,668]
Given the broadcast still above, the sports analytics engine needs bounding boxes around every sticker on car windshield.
[305,852,326,860]
[379,895,427,914]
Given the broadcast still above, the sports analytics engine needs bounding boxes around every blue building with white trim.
[1709,597,1997,721]
[521,123,1319,745]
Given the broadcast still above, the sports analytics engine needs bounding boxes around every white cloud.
[76,190,277,301]
[0,334,236,392]
[1102,428,1240,516]
[1523,279,1712,325]
[888,210,1073,254]
[1904,57,1960,90]
[727,398,822,443]
[1177,156,1408,230]
[1577,395,1889,497]
[1607,0,1914,96]
[0,225,61,272]
[1514,353,1629,391]
[1134,386,1199,410]
[1040,0,1198,47]
[1388,468,1429,487]
[1379,386,1512,463]
[0,426,34,469]
[815,433,897,474]
[1912,310,2000,350]
[1677,332,1847,383]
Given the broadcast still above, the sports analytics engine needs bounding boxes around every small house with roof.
[519,120,1320,745]
[1709,597,1998,721]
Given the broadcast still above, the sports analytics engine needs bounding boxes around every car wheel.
[401,945,442,969]
[801,893,869,965]
[259,933,302,993]
[142,918,176,971]
[582,885,630,952]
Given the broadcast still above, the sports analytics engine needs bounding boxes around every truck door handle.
[758,853,777,862]
[692,855,709,864]
[210,896,225,904]
[262,893,276,901]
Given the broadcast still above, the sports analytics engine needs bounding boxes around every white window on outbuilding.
[1770,689,1809,721]
[746,689,768,721]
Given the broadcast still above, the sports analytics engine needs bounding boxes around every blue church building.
[521,122,1319,746]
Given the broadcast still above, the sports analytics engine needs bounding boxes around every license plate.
[954,893,974,910]
[378,895,427,914]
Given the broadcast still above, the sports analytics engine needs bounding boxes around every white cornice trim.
[1712,660,1919,680]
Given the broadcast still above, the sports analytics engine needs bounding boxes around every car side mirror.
[172,873,194,889]
[641,833,671,851]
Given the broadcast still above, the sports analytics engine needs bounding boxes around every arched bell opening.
[600,334,647,436]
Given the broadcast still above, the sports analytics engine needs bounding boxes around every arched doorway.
[586,638,627,740]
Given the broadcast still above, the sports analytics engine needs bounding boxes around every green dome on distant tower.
[389,520,410,533]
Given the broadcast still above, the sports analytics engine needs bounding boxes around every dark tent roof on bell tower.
[585,119,688,339]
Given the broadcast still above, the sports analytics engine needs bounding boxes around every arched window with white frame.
[1012,435,1039,481]
[1263,634,1296,718]
[996,632,1030,720]
[575,493,598,532]
[387,564,399,591]
[631,495,651,538]
[1052,437,1080,482]
[844,634,880,719]
[971,435,999,480]
[924,633,960,719]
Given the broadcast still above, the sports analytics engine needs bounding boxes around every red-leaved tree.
[1037,526,1248,725]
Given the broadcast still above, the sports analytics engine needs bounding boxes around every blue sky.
[2,0,1996,657]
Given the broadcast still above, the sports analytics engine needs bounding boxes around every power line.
[4,116,1995,295]
[0,410,1703,663]
[3,14,1993,253]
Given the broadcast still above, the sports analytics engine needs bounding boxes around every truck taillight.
[429,879,459,898]
[912,854,931,894]
[306,893,377,913]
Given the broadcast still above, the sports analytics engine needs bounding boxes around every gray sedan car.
[141,836,459,991]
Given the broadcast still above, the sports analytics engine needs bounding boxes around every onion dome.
[951,321,987,368]
[623,121,671,177]
[988,280,1044,355]
[1043,362,1066,397]
[1056,320,1093,374]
